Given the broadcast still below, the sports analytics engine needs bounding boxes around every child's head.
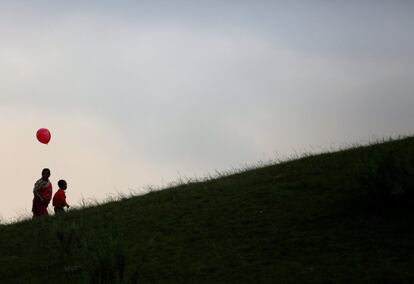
[58,179,67,190]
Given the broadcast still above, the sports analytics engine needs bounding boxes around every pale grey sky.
[1,1,413,221]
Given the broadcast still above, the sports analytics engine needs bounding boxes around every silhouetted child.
[53,179,70,214]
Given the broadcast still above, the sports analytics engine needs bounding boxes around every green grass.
[1,136,414,283]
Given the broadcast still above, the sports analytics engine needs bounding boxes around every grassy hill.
[1,136,414,283]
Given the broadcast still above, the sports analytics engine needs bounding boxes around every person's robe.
[32,179,52,217]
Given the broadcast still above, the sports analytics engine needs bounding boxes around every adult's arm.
[33,181,45,202]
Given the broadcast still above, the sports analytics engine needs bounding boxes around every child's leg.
[54,207,65,214]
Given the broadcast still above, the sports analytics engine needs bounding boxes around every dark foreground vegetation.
[1,136,413,283]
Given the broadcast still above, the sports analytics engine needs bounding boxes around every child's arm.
[63,192,69,208]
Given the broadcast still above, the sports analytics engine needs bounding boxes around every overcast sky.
[1,1,413,221]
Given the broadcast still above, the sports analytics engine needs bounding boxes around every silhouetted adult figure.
[32,168,53,218]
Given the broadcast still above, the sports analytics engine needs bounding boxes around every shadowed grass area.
[1,136,413,283]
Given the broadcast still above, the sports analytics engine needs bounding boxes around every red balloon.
[36,128,51,144]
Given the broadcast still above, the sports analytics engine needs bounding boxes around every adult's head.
[58,179,67,190]
[41,168,51,181]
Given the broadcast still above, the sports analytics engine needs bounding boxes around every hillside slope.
[1,137,413,283]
